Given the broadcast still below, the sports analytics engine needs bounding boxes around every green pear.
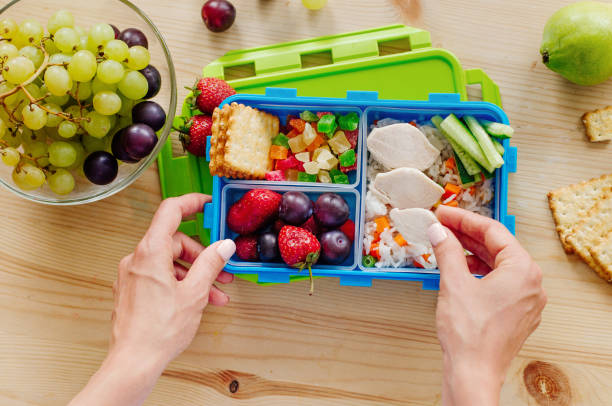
[540,1,612,86]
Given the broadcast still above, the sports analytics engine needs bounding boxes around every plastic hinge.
[346,91,379,101]
[333,40,379,62]
[265,87,298,98]
[339,275,372,287]
[257,273,290,284]
[205,136,211,162]
[203,203,213,230]
[505,215,516,235]
[506,146,517,173]
[428,93,461,103]
[422,279,440,291]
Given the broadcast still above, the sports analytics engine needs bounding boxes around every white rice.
[364,119,495,270]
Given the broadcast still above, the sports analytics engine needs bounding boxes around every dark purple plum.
[132,101,166,132]
[122,124,158,159]
[119,27,148,48]
[258,232,279,261]
[279,191,313,225]
[201,0,236,32]
[84,151,118,185]
[140,65,161,99]
[110,24,120,39]
[111,129,139,163]
[319,230,351,265]
[314,193,349,228]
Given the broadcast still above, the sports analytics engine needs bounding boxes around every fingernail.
[428,223,447,247]
[217,239,236,262]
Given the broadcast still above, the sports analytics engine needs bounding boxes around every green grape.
[82,134,108,153]
[93,91,121,115]
[126,46,150,70]
[23,83,42,99]
[22,104,48,130]
[0,42,18,59]
[83,110,111,138]
[67,50,97,82]
[47,10,74,35]
[48,53,72,66]
[97,60,125,84]
[3,130,21,147]
[4,56,35,84]
[118,70,148,100]
[58,120,78,138]
[24,140,49,167]
[0,117,6,138]
[40,84,70,106]
[23,164,46,187]
[91,77,117,94]
[74,26,86,37]
[0,18,18,40]
[0,146,20,166]
[103,39,129,62]
[43,127,63,141]
[17,19,44,46]
[71,81,92,100]
[76,35,89,52]
[116,114,132,129]
[43,37,61,55]
[21,127,47,145]
[108,113,117,129]
[19,46,44,68]
[44,66,72,96]
[48,141,77,167]
[88,23,114,48]
[12,165,40,190]
[64,105,83,119]
[44,103,63,127]
[67,141,85,170]
[54,27,79,53]
[48,168,75,195]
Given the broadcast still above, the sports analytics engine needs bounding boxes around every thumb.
[182,239,235,294]
[428,223,470,289]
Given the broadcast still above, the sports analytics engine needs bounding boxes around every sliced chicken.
[389,208,440,249]
[373,168,444,209]
[367,123,440,170]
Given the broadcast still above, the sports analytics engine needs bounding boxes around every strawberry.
[344,129,359,149]
[235,235,258,261]
[227,189,282,235]
[339,219,355,242]
[278,225,321,295]
[316,111,333,118]
[176,114,212,157]
[190,77,236,114]
[300,215,320,236]
[340,162,357,173]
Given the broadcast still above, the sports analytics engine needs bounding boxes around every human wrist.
[442,356,503,406]
[103,344,168,383]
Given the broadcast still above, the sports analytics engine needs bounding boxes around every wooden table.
[2,0,612,404]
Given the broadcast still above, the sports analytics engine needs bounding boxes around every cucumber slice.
[439,114,496,173]
[454,151,477,187]
[431,116,481,176]
[492,138,505,156]
[464,116,504,170]
[479,119,514,139]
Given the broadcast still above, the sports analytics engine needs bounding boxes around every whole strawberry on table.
[228,189,355,295]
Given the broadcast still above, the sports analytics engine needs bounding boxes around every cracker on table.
[547,174,612,253]
[589,232,612,282]
[565,193,612,281]
[582,106,612,142]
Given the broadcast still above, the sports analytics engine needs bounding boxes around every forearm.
[442,359,502,406]
[68,348,166,406]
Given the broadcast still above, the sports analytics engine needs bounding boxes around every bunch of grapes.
[0,10,166,196]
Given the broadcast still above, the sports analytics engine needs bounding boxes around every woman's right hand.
[428,206,547,406]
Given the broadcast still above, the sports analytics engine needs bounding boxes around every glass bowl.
[0,0,176,205]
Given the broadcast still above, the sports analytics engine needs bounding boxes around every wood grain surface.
[1,0,612,405]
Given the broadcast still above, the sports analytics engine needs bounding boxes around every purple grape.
[319,230,351,265]
[110,24,120,39]
[314,193,349,228]
[258,232,279,261]
[111,129,139,163]
[132,101,166,132]
[201,0,236,33]
[122,124,158,159]
[140,65,161,99]
[279,191,313,225]
[119,28,148,48]
[84,151,118,185]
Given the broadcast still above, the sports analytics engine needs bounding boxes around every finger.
[435,206,517,260]
[466,255,492,276]
[454,230,495,268]
[147,194,211,239]
[208,285,230,306]
[183,239,235,293]
[172,232,205,263]
[216,271,235,284]
[428,223,470,288]
[173,262,189,281]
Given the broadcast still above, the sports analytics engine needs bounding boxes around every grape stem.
[0,42,50,100]
[0,138,49,171]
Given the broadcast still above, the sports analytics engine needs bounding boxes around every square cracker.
[209,103,231,177]
[589,232,612,282]
[566,193,612,281]
[547,174,612,253]
[582,106,612,142]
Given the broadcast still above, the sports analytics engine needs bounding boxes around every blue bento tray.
[202,88,517,291]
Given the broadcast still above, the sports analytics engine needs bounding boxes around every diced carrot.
[289,118,306,133]
[444,183,462,196]
[269,145,288,160]
[423,253,431,262]
[445,157,456,171]
[394,234,407,247]
[306,134,326,152]
[372,232,381,243]
[412,260,424,269]
[370,243,380,260]
[374,216,390,233]
[444,200,459,207]
[286,129,299,138]
[409,120,418,127]
[469,186,476,195]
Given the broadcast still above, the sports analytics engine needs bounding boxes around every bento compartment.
[219,183,360,271]
[221,104,364,188]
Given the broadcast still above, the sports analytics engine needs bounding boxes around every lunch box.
[202,89,517,290]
